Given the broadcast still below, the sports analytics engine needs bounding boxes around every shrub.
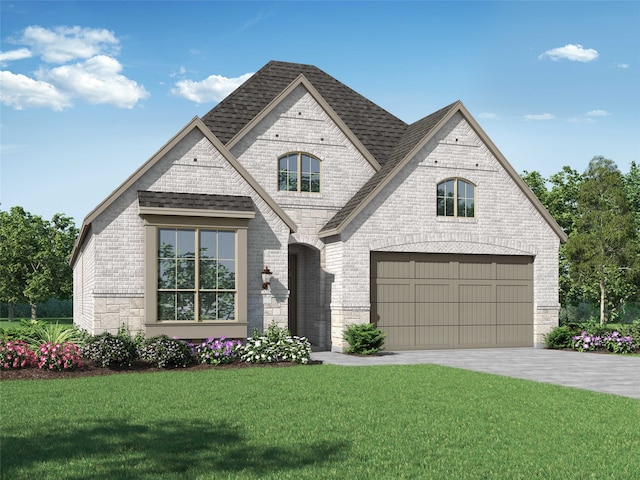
[602,331,636,354]
[137,335,194,368]
[81,332,138,368]
[620,322,640,348]
[0,340,37,370]
[21,319,88,349]
[239,323,312,364]
[544,326,576,349]
[193,337,242,365]
[36,342,82,371]
[343,323,386,355]
[571,331,603,352]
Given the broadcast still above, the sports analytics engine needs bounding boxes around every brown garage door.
[371,253,533,350]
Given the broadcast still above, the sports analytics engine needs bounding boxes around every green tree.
[565,157,639,324]
[521,167,585,304]
[624,161,640,236]
[0,207,78,320]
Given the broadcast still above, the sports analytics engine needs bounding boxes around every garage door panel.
[415,302,456,326]
[415,283,450,303]
[497,260,532,280]
[497,303,532,325]
[374,255,412,278]
[382,326,415,348]
[458,256,494,279]
[377,283,412,303]
[375,302,413,327]
[415,326,455,348]
[497,285,532,303]
[459,303,496,326]
[371,253,533,350]
[497,325,532,345]
[459,326,496,345]
[415,256,452,279]
[459,284,493,303]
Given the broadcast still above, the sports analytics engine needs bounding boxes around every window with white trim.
[278,153,321,193]
[437,179,475,218]
[157,228,236,321]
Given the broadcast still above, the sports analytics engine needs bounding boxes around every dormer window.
[278,153,321,193]
[437,179,475,218]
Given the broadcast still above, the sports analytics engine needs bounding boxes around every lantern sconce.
[261,266,272,290]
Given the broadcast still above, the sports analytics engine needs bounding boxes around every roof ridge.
[200,60,408,164]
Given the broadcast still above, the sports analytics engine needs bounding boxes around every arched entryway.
[288,243,330,349]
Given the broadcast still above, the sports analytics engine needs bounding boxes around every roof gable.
[320,102,567,242]
[201,61,407,165]
[70,117,297,266]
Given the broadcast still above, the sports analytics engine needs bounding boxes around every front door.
[288,254,298,336]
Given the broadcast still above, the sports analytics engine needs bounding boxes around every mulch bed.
[0,359,322,381]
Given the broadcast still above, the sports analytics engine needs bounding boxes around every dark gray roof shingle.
[201,60,408,165]
[320,101,459,233]
[138,191,254,212]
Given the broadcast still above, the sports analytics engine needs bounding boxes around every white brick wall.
[74,94,561,351]
[328,113,560,349]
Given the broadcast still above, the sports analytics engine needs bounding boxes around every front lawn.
[2,364,639,479]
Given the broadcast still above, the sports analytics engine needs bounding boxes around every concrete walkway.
[310,348,640,400]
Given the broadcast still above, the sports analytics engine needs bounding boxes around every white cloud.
[2,25,148,110]
[524,113,555,121]
[585,110,610,117]
[0,48,32,64]
[171,72,254,104]
[538,44,599,62]
[19,25,120,63]
[614,63,629,69]
[478,112,499,120]
[37,55,149,108]
[567,116,596,124]
[0,70,71,110]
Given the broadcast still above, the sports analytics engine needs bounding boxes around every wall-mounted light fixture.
[261,266,272,290]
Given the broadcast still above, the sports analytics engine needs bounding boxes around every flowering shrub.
[36,342,82,371]
[193,337,242,365]
[0,340,37,370]
[602,331,636,354]
[239,324,311,364]
[572,331,602,352]
[137,335,193,368]
[81,332,138,368]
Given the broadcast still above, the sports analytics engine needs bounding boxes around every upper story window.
[278,153,321,193]
[437,179,475,218]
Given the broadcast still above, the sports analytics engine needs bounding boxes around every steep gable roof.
[320,101,568,242]
[320,101,460,235]
[201,61,407,165]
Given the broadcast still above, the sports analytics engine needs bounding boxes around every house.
[70,60,566,351]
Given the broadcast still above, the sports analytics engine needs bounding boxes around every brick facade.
[72,63,562,351]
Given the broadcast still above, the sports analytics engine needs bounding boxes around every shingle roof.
[201,60,407,164]
[320,101,460,234]
[138,191,254,212]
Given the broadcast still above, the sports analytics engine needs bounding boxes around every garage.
[371,253,534,350]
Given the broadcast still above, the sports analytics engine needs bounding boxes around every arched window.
[437,179,475,218]
[278,153,321,193]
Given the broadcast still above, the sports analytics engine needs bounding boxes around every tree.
[521,167,584,305]
[624,161,640,236]
[0,207,78,320]
[564,157,639,324]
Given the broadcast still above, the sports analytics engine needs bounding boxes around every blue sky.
[1,1,639,225]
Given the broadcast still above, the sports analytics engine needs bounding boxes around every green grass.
[2,365,639,479]
[0,318,73,330]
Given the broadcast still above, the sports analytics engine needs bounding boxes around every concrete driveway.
[311,348,640,400]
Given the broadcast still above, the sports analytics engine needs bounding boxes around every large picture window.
[437,179,475,218]
[278,153,321,193]
[157,228,236,321]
